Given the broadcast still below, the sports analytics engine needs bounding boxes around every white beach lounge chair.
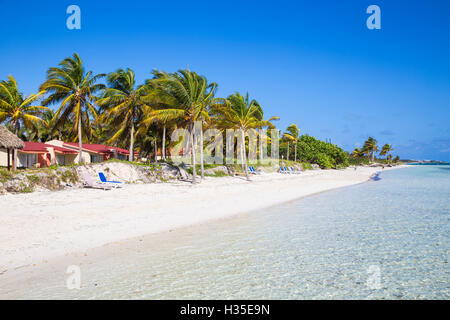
[289,166,301,174]
[80,171,112,190]
[250,166,263,174]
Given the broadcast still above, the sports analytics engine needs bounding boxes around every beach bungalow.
[0,126,24,171]
[45,140,137,163]
[19,142,78,168]
[1,141,78,169]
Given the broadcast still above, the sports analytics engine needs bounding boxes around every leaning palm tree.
[97,68,152,161]
[379,144,393,158]
[210,92,261,181]
[39,53,105,163]
[351,147,364,158]
[146,70,217,184]
[362,137,378,163]
[0,75,48,135]
[283,124,301,162]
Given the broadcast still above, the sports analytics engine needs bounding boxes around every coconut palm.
[0,75,48,169]
[210,92,261,181]
[379,144,393,157]
[145,69,217,184]
[362,137,378,163]
[254,107,279,162]
[351,147,364,158]
[97,68,153,161]
[39,53,105,163]
[0,75,48,135]
[283,124,301,162]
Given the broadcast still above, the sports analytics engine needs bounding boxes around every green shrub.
[302,162,313,170]
[0,169,13,183]
[26,174,40,184]
[295,135,349,169]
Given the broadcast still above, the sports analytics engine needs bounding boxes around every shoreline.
[0,165,409,280]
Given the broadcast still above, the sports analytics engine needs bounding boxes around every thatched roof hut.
[0,125,24,171]
[0,126,24,149]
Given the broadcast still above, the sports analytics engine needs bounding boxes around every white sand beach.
[0,166,405,277]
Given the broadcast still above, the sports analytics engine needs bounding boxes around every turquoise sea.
[5,166,450,299]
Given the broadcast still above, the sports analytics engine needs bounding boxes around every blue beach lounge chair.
[283,166,292,174]
[279,166,288,174]
[98,172,123,187]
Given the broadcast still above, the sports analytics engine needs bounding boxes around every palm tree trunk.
[200,123,204,180]
[14,123,19,171]
[129,121,134,162]
[259,128,263,163]
[190,123,197,184]
[294,142,297,162]
[154,137,158,177]
[78,117,83,164]
[287,142,289,161]
[240,142,244,172]
[7,148,10,171]
[162,125,166,160]
[241,129,249,181]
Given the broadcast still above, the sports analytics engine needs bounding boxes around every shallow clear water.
[6,166,450,299]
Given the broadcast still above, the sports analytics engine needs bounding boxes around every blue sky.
[1,0,449,160]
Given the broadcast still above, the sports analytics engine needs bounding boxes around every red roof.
[22,142,78,154]
[63,142,132,155]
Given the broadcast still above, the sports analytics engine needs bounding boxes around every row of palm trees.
[352,137,394,163]
[1,53,399,180]
[0,53,281,182]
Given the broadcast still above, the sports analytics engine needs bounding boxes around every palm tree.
[283,124,300,162]
[362,137,378,163]
[0,75,48,170]
[211,92,261,181]
[97,68,152,161]
[147,70,217,184]
[254,107,279,162]
[39,53,105,163]
[379,144,393,158]
[351,147,364,158]
[0,75,48,135]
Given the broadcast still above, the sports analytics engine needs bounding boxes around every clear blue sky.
[1,0,449,160]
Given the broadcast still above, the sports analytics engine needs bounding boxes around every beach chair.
[80,171,112,190]
[279,166,288,174]
[289,166,301,174]
[249,166,262,175]
[99,172,123,187]
[283,166,293,174]
[248,166,257,175]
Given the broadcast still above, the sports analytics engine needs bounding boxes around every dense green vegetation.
[295,135,349,169]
